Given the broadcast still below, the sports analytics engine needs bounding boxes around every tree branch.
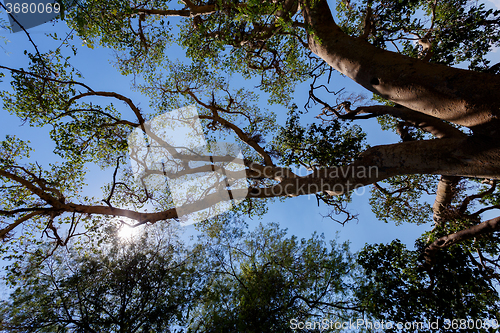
[460,180,497,214]
[432,175,461,227]
[424,216,500,266]
[135,5,216,18]
[299,0,500,137]
[0,65,94,92]
[321,103,466,139]
[68,91,145,125]
[0,211,45,240]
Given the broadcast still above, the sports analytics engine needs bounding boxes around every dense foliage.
[1,0,500,331]
[0,221,360,332]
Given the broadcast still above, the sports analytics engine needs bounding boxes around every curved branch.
[68,91,145,125]
[460,180,497,214]
[249,135,500,198]
[300,0,500,137]
[199,114,274,166]
[0,211,46,240]
[52,108,139,127]
[323,104,466,139]
[103,157,123,207]
[0,169,62,207]
[424,216,500,265]
[183,88,275,166]
[4,136,500,229]
[471,204,500,217]
[0,65,94,92]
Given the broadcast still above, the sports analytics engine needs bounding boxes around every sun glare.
[118,225,136,239]
[116,217,140,240]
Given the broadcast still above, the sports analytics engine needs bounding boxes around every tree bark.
[3,136,500,228]
[342,104,467,138]
[432,176,460,226]
[300,0,500,137]
[424,216,500,265]
[253,135,500,197]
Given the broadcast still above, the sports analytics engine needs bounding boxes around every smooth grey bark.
[300,0,500,137]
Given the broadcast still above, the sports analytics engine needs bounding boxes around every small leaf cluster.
[369,174,437,225]
[273,105,367,169]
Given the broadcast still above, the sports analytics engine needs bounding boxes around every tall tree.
[0,219,362,332]
[189,219,360,332]
[1,0,500,325]
[0,223,202,332]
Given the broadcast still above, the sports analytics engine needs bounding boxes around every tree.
[0,218,362,332]
[2,0,500,327]
[0,223,202,332]
[356,240,500,331]
[189,220,360,332]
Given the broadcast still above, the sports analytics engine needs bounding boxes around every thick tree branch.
[432,176,461,226]
[300,0,500,137]
[4,135,500,230]
[0,211,45,240]
[250,136,500,198]
[321,103,467,139]
[424,216,500,265]
[0,169,63,207]
[359,6,373,40]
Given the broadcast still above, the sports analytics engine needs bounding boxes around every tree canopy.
[2,0,500,331]
[1,220,361,332]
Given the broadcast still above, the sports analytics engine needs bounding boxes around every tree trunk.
[300,0,500,137]
[250,135,500,197]
[432,176,461,226]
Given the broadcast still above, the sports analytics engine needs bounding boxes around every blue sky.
[0,18,424,252]
[2,0,500,300]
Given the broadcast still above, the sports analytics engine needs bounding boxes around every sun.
[118,225,136,239]
[115,217,140,240]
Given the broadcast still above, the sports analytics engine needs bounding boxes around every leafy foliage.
[336,0,500,72]
[370,174,437,225]
[273,105,367,169]
[63,0,174,74]
[1,224,201,332]
[357,240,500,331]
[190,220,360,332]
[1,0,500,330]
[0,220,362,333]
